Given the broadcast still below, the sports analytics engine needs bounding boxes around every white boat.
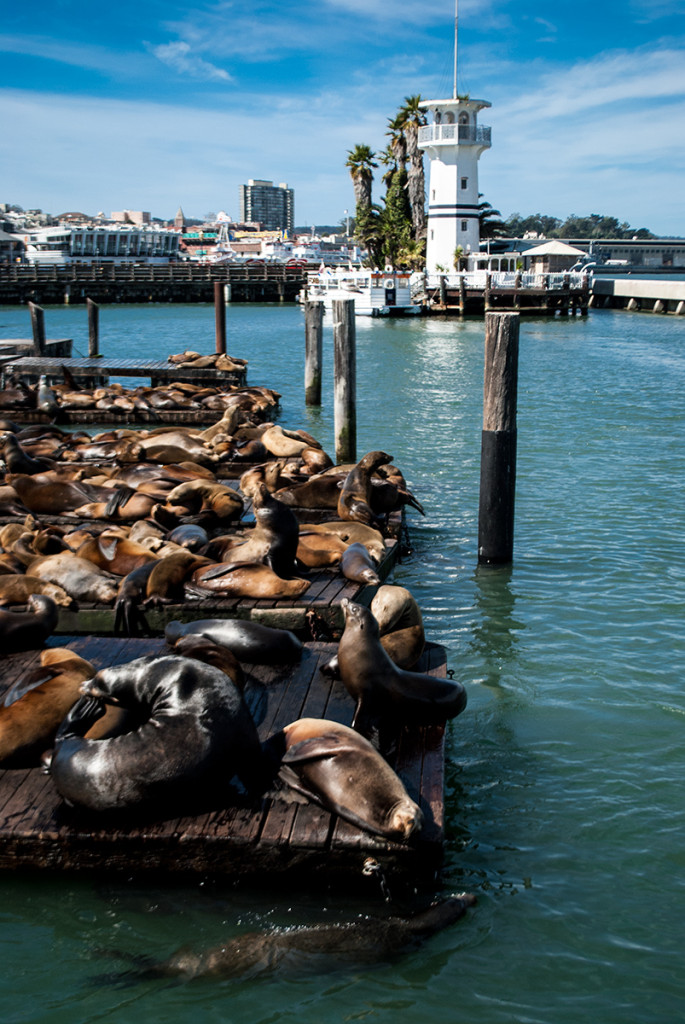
[299,268,423,316]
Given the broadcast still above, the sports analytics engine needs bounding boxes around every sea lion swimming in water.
[49,654,271,812]
[104,894,476,982]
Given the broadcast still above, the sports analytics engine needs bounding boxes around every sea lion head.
[387,797,424,840]
[341,598,379,637]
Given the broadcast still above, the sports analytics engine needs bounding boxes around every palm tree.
[378,144,398,190]
[345,144,377,218]
[397,95,427,242]
[478,195,506,239]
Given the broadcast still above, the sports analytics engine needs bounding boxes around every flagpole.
[453,0,458,99]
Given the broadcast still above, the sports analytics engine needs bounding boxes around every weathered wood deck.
[0,637,446,885]
[0,355,246,387]
[1,406,234,426]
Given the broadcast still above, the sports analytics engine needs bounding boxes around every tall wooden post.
[87,298,99,357]
[332,298,356,464]
[304,299,324,406]
[214,282,226,354]
[478,312,519,564]
[28,302,46,356]
[484,272,491,312]
[459,275,466,316]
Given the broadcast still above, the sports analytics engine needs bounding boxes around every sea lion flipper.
[2,667,55,706]
[55,695,106,742]
[281,734,362,764]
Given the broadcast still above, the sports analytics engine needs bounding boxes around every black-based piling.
[87,298,99,358]
[214,282,226,355]
[332,298,356,463]
[478,312,519,564]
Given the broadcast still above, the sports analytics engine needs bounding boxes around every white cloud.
[149,41,233,81]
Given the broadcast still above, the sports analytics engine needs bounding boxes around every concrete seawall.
[591,276,685,314]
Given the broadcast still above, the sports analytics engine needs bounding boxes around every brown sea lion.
[252,483,299,579]
[191,562,309,599]
[299,521,386,562]
[339,542,381,587]
[26,552,119,605]
[371,584,425,670]
[0,576,74,608]
[0,594,59,653]
[0,649,96,766]
[116,894,476,981]
[273,474,342,510]
[75,534,159,576]
[49,654,272,812]
[163,480,244,522]
[337,451,393,527]
[336,599,467,732]
[273,718,423,841]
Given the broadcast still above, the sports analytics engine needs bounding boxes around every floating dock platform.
[0,355,246,388]
[0,637,446,885]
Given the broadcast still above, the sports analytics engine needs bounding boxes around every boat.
[299,267,423,317]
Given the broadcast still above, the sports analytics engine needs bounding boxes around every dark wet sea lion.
[165,524,209,552]
[337,451,393,527]
[252,483,299,578]
[114,894,476,981]
[0,649,96,766]
[371,584,425,669]
[165,617,303,664]
[337,599,467,732]
[0,594,59,653]
[272,717,423,841]
[340,541,381,586]
[50,654,271,811]
[1,434,55,475]
[273,474,342,510]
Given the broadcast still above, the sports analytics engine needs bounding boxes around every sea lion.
[49,654,271,812]
[26,552,119,605]
[340,541,381,586]
[299,521,386,562]
[370,584,425,670]
[0,649,96,766]
[0,575,74,609]
[1,434,55,475]
[191,562,310,599]
[337,450,393,527]
[336,599,467,732]
[273,474,342,510]
[272,718,423,841]
[0,594,59,653]
[162,480,243,522]
[36,376,59,418]
[75,534,159,576]
[252,483,299,578]
[165,617,303,665]
[165,524,209,552]
[111,894,476,981]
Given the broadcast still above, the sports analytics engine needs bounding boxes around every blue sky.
[1,0,684,234]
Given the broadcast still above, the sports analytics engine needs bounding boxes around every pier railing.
[424,271,588,290]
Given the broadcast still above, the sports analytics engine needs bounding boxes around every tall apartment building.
[239,180,294,232]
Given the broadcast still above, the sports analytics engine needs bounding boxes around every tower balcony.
[418,123,492,148]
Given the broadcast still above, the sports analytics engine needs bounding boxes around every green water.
[0,304,683,1023]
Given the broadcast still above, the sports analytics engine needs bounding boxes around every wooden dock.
[0,355,246,388]
[0,637,446,885]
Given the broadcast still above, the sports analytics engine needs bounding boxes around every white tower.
[418,96,491,274]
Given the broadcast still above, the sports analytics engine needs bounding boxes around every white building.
[418,97,492,274]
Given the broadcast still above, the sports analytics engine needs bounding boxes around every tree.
[396,95,427,242]
[346,144,377,216]
[478,195,506,238]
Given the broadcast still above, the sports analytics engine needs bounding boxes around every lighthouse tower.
[418,96,491,274]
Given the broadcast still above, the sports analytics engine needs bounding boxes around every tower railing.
[418,124,492,146]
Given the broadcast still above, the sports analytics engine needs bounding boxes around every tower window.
[461,220,468,231]
[430,230,434,241]
[432,189,435,201]
[461,177,468,190]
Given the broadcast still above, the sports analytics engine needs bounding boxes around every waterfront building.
[240,180,294,233]
[10,223,180,264]
[111,210,151,226]
[418,97,491,274]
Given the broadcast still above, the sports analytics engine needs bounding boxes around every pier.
[0,261,309,306]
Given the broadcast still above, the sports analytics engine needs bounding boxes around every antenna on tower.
[453,0,458,99]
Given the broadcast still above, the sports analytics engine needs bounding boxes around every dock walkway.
[0,355,246,388]
[0,637,445,885]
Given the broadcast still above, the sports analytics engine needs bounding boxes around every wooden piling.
[214,282,226,354]
[332,298,356,463]
[459,275,466,316]
[478,312,519,564]
[87,298,99,358]
[28,301,46,356]
[304,299,324,406]
[484,272,491,312]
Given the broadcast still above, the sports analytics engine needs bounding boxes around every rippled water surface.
[0,303,683,1023]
